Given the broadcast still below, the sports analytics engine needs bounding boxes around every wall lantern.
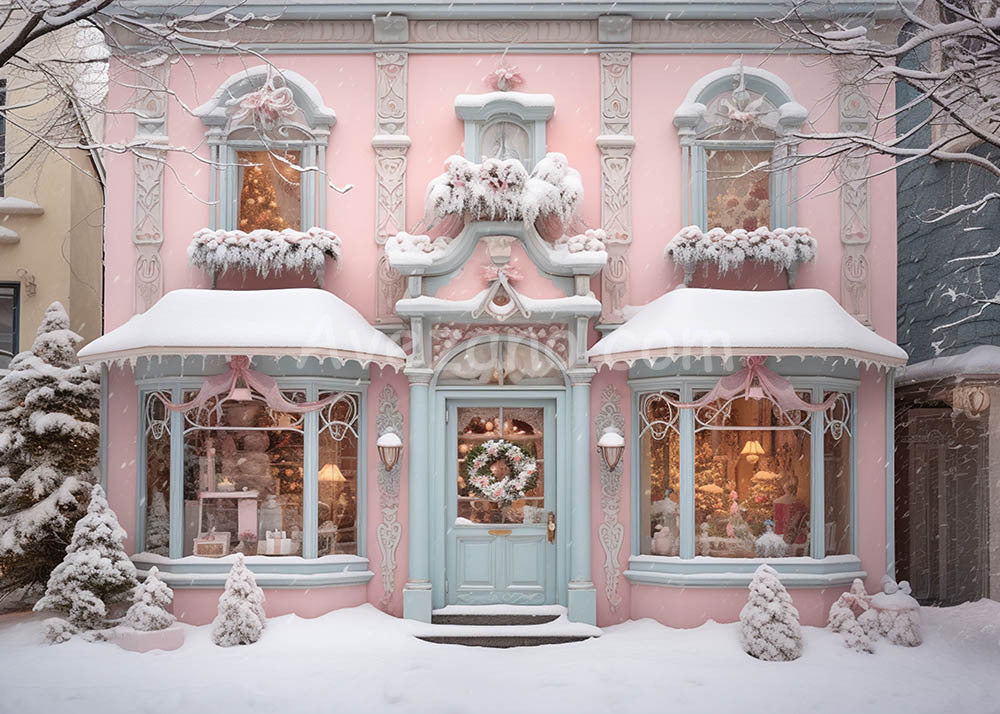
[597,428,625,471]
[740,439,765,465]
[377,430,403,471]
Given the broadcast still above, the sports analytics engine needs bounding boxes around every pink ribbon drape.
[664,356,837,414]
[162,356,347,414]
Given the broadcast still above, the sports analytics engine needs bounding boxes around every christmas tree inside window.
[237,150,302,231]
[705,148,771,232]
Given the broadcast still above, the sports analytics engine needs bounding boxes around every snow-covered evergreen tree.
[739,564,803,661]
[211,553,267,647]
[0,302,100,599]
[123,566,175,631]
[828,580,873,654]
[858,577,922,647]
[145,490,170,556]
[33,485,138,634]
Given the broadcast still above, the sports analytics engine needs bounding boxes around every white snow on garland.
[188,227,342,280]
[665,225,817,284]
[555,228,607,254]
[425,153,583,225]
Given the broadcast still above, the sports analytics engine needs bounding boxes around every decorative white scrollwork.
[375,385,404,610]
[595,384,626,611]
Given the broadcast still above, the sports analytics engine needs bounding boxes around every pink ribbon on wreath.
[481,261,523,283]
[664,356,837,414]
[162,356,347,414]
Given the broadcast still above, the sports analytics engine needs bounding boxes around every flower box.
[111,624,185,653]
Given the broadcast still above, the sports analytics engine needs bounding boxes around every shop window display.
[143,393,171,556]
[237,150,302,231]
[181,392,307,557]
[638,392,681,556]
[318,395,360,556]
[824,392,853,556]
[705,148,771,232]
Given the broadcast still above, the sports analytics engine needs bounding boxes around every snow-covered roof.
[896,344,1000,385]
[78,289,406,369]
[588,287,907,369]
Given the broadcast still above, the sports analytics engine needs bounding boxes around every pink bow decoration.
[481,261,524,283]
[162,356,347,414]
[229,75,298,130]
[663,356,838,414]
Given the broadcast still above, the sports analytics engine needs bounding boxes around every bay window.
[138,384,362,562]
[635,378,856,566]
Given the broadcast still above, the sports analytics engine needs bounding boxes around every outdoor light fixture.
[377,430,403,471]
[740,439,765,465]
[597,428,625,471]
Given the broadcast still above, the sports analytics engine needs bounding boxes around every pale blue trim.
[168,386,184,559]
[570,380,592,583]
[678,383,695,559]
[302,383,319,559]
[625,554,866,588]
[629,388,642,557]
[885,369,895,579]
[810,386,825,559]
[407,379,431,585]
[132,553,373,589]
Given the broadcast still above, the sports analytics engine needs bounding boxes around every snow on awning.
[78,288,406,370]
[588,287,907,369]
[896,345,1000,385]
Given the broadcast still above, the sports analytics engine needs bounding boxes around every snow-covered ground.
[1,600,998,714]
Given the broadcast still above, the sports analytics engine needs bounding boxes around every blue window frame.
[0,282,18,369]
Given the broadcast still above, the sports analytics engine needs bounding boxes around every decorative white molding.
[431,323,569,365]
[374,15,409,43]
[599,15,633,43]
[375,384,405,610]
[596,384,626,611]
[132,62,169,314]
[837,58,873,328]
[598,52,634,325]
[374,52,409,325]
[408,19,596,44]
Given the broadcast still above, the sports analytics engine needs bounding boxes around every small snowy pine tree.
[123,566,175,631]
[828,580,874,654]
[33,485,138,635]
[145,490,170,555]
[211,553,266,647]
[0,303,100,599]
[739,563,803,661]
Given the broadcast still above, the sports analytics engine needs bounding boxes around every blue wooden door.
[446,400,556,605]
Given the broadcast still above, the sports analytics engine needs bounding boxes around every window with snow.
[195,68,335,232]
[0,283,18,369]
[141,389,359,559]
[636,384,854,560]
[673,63,806,231]
[455,93,553,170]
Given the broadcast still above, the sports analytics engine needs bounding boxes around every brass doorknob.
[547,511,556,543]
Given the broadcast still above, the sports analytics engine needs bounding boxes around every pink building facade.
[86,2,907,627]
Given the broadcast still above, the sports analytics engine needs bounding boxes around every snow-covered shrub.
[828,579,873,653]
[212,553,267,647]
[33,485,138,637]
[665,225,817,283]
[0,302,99,600]
[739,563,803,661]
[423,153,583,226]
[858,576,921,647]
[384,231,451,267]
[188,226,342,281]
[123,567,175,632]
[554,228,607,254]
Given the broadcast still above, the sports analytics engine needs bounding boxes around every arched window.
[455,92,554,169]
[437,339,565,386]
[194,67,336,231]
[673,62,807,231]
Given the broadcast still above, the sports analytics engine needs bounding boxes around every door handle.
[547,511,556,543]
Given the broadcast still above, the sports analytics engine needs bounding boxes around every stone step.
[414,606,600,648]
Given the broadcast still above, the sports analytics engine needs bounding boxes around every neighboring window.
[455,94,553,170]
[196,68,335,231]
[674,64,806,230]
[0,283,18,369]
[0,78,7,197]
[637,382,853,560]
[142,387,360,559]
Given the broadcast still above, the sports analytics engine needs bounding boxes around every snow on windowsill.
[188,227,342,280]
[133,552,367,567]
[897,344,1000,385]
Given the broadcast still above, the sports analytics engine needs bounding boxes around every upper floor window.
[673,62,807,231]
[455,91,554,170]
[194,67,336,232]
